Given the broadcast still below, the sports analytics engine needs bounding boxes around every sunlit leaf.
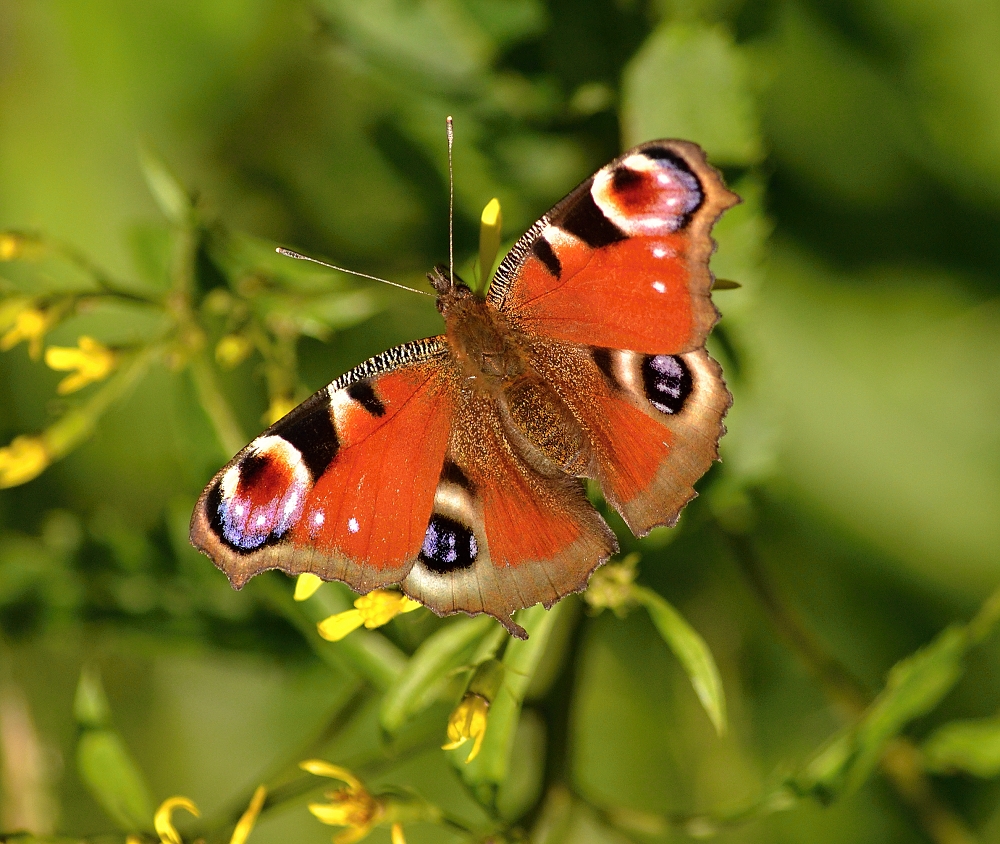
[74,670,154,832]
[139,145,193,226]
[633,586,727,736]
[380,614,497,735]
[622,22,762,165]
[923,716,1000,778]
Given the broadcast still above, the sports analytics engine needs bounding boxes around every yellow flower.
[266,395,296,425]
[0,306,57,359]
[215,334,253,369]
[584,552,640,615]
[153,786,266,844]
[154,796,200,844]
[442,693,490,763]
[477,197,503,290]
[301,760,381,844]
[0,232,41,261]
[0,232,21,260]
[294,573,323,601]
[0,435,49,488]
[44,336,117,394]
[317,590,421,642]
[391,822,406,844]
[230,785,267,844]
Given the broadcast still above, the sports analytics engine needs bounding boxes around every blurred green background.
[1,0,999,842]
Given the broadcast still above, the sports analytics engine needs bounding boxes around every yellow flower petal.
[301,761,379,839]
[229,785,266,844]
[477,198,503,290]
[308,802,356,826]
[355,590,421,628]
[1,307,55,359]
[0,233,20,260]
[0,435,49,488]
[299,760,364,790]
[44,336,117,394]
[335,827,375,844]
[215,334,253,369]
[154,796,200,844]
[266,395,296,425]
[317,609,365,642]
[391,823,406,844]
[442,694,490,763]
[466,716,487,763]
[294,573,323,601]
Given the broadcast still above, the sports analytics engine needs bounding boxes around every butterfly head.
[427,264,479,312]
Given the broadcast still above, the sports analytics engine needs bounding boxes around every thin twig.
[723,529,979,844]
[188,351,247,457]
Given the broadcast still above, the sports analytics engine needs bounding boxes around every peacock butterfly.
[190,139,738,638]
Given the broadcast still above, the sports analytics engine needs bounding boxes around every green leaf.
[457,602,565,793]
[74,670,153,832]
[621,23,763,166]
[923,716,1000,778]
[255,577,406,691]
[380,614,497,735]
[850,626,967,785]
[633,585,727,735]
[73,665,111,729]
[793,623,970,800]
[792,732,856,802]
[139,144,193,226]
[76,732,154,832]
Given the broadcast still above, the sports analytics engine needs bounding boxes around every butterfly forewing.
[489,140,738,355]
[190,338,454,593]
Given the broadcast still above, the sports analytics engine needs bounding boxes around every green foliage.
[74,668,154,832]
[1,2,999,843]
[634,584,727,736]
[923,717,1000,778]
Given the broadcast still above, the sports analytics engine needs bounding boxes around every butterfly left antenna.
[275,248,434,297]
[446,115,455,290]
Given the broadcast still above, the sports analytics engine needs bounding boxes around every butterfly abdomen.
[502,374,591,476]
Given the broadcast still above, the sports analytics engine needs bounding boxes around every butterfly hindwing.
[190,338,454,593]
[401,384,617,637]
[525,339,731,535]
[489,140,738,356]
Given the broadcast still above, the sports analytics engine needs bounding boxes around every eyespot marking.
[207,436,310,553]
[419,514,478,573]
[592,150,704,234]
[557,183,627,248]
[642,354,693,415]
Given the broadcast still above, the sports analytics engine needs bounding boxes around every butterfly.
[190,140,738,638]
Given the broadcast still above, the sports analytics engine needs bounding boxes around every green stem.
[188,351,247,456]
[723,529,978,844]
[253,577,406,691]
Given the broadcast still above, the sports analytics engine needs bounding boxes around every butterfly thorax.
[430,266,592,476]
[433,276,523,385]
